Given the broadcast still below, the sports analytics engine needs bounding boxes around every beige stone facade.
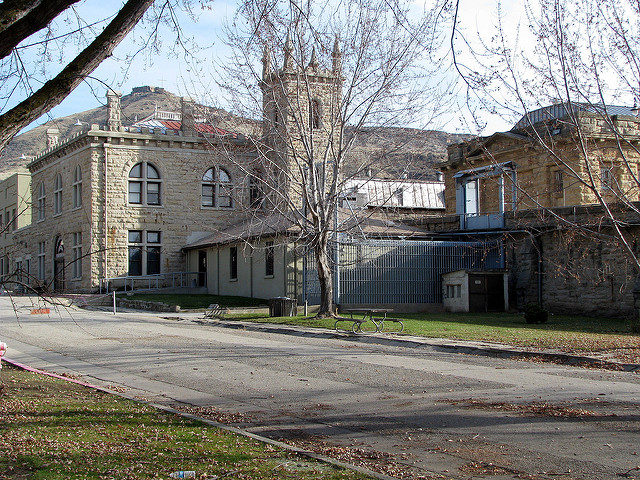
[0,172,31,281]
[11,124,256,292]
[443,109,640,217]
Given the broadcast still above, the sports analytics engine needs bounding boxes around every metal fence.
[99,271,200,294]
[303,237,503,305]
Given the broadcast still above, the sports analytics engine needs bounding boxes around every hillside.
[0,86,470,179]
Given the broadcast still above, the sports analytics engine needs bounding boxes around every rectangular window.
[38,241,46,281]
[15,260,22,283]
[128,246,142,276]
[601,166,613,191]
[11,208,16,231]
[265,241,274,277]
[146,182,161,205]
[147,231,161,244]
[553,170,563,193]
[128,181,142,204]
[73,166,82,208]
[38,196,45,220]
[230,246,238,280]
[128,230,161,276]
[446,284,462,299]
[147,247,161,274]
[202,185,214,207]
[25,259,30,284]
[72,232,82,279]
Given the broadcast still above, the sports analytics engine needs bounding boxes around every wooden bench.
[204,304,224,319]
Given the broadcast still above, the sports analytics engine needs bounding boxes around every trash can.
[268,297,297,317]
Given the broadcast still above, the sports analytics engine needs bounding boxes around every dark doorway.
[53,236,65,292]
[198,250,207,287]
[468,273,504,312]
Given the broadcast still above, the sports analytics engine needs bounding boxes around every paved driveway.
[1,296,639,480]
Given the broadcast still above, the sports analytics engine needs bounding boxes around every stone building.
[0,171,31,281]
[433,103,640,317]
[14,93,256,292]
[443,103,640,229]
[5,39,431,294]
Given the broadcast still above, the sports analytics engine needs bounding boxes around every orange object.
[30,308,50,314]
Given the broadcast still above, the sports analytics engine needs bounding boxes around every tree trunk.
[0,0,154,154]
[315,242,335,317]
[0,0,81,60]
[633,275,640,333]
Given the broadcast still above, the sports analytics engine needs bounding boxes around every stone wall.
[505,225,638,318]
[13,127,257,292]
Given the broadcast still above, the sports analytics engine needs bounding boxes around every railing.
[99,272,201,294]
[459,212,505,230]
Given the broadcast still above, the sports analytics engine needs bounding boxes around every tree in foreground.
[0,0,206,154]
[213,0,450,316]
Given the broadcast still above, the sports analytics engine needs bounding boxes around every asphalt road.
[1,296,639,480]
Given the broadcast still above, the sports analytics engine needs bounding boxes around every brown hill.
[0,86,470,179]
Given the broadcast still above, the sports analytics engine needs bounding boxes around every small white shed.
[442,270,509,313]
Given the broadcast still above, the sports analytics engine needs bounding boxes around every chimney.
[181,97,196,135]
[106,90,122,130]
[46,128,59,149]
[332,36,341,74]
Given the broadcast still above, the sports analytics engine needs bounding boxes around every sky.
[5,0,529,136]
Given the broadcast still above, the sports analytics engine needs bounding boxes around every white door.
[464,180,478,214]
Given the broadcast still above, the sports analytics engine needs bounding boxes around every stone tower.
[106,91,122,131]
[260,35,343,204]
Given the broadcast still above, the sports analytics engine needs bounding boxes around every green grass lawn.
[118,293,267,309]
[222,311,640,361]
[0,364,370,480]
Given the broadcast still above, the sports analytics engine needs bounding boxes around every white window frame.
[53,173,63,215]
[72,165,82,209]
[128,162,162,206]
[201,167,233,208]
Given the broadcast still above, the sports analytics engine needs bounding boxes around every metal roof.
[513,103,637,130]
[130,115,238,138]
[341,178,445,210]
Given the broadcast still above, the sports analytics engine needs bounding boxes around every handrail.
[99,271,200,294]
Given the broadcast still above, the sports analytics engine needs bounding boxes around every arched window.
[202,167,232,208]
[128,162,161,205]
[309,99,321,129]
[37,182,46,221]
[72,165,82,208]
[53,173,62,215]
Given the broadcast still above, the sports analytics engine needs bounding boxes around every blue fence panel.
[303,238,503,305]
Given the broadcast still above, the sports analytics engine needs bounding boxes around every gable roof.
[183,211,429,250]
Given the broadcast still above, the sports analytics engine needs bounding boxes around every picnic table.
[334,308,404,334]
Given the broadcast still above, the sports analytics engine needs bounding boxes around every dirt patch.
[172,404,252,425]
[446,399,608,418]
[282,438,438,479]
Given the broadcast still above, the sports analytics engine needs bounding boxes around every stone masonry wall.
[14,128,256,292]
[506,227,637,318]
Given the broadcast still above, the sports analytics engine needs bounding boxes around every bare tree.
[211,0,450,316]
[445,0,640,322]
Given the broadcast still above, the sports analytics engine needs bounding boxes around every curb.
[194,318,640,372]
[1,358,399,480]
